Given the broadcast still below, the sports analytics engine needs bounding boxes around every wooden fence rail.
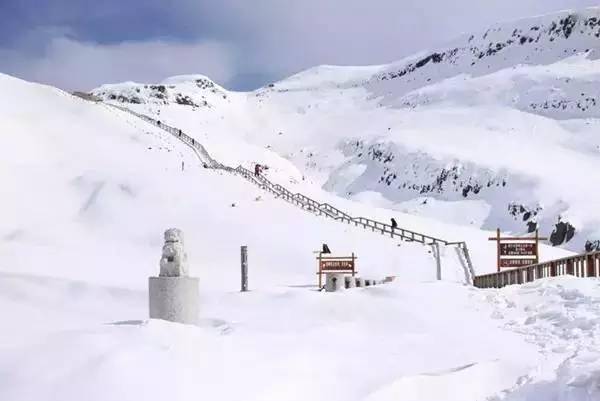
[107,103,475,281]
[474,250,600,288]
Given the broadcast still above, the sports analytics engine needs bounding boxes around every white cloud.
[1,0,597,90]
[2,37,235,91]
[185,0,600,79]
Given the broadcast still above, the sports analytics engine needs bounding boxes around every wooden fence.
[474,250,600,288]
[106,103,475,281]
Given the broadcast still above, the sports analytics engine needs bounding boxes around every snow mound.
[161,74,218,86]
[0,282,543,401]
[476,277,600,400]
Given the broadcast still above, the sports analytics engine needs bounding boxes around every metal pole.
[241,246,248,292]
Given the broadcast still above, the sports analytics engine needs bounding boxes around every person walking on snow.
[254,164,261,177]
[181,161,185,171]
[391,218,398,231]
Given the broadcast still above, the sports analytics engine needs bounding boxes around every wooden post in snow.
[433,242,442,280]
[241,246,248,292]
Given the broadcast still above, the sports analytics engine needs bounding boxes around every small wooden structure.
[488,229,547,272]
[316,253,356,287]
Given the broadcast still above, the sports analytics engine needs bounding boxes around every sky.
[0,0,597,91]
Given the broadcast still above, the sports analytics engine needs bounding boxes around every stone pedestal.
[325,273,345,292]
[149,276,199,324]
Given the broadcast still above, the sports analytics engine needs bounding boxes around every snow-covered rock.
[91,75,229,108]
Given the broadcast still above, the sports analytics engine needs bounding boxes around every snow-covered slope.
[2,72,479,290]
[4,7,600,401]
[92,7,600,253]
[0,70,545,401]
[367,9,600,98]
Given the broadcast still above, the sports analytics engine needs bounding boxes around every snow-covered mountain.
[1,66,548,401]
[3,7,600,401]
[91,7,600,252]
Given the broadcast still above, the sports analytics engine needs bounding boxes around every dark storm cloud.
[0,0,597,91]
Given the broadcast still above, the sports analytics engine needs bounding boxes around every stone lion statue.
[159,228,189,277]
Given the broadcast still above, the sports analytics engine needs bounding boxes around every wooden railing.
[474,250,600,288]
[107,103,475,280]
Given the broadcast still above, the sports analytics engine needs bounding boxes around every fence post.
[460,243,475,282]
[567,259,574,276]
[433,242,442,280]
[241,246,248,292]
[588,255,597,277]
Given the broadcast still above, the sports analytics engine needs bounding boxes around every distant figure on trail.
[178,129,182,137]
[181,161,185,171]
[191,138,195,145]
[322,243,331,254]
[157,120,161,126]
[254,164,261,177]
[391,218,398,230]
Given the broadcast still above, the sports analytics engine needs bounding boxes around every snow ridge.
[369,8,600,96]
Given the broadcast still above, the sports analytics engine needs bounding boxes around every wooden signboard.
[316,253,356,287]
[499,258,538,268]
[320,260,355,271]
[500,243,536,257]
[489,229,547,272]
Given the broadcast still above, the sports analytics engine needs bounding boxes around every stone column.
[149,228,199,324]
[325,273,345,292]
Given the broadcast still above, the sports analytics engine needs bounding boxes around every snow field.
[4,8,600,399]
